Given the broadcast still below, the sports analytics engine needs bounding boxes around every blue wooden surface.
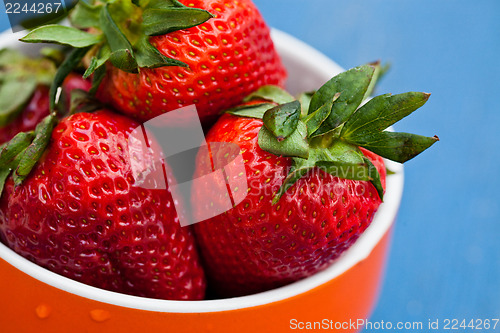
[252,0,500,323]
[1,0,499,326]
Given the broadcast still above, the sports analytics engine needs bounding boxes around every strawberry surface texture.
[0,110,206,300]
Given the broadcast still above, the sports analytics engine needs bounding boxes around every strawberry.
[62,72,93,101]
[21,0,287,125]
[0,110,206,300]
[0,49,91,144]
[193,64,438,297]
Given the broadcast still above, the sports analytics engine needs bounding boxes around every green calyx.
[20,0,213,78]
[0,49,57,127]
[228,63,439,203]
[0,114,57,195]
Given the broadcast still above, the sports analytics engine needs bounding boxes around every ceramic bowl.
[0,28,404,333]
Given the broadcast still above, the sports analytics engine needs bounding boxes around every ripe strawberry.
[0,110,206,300]
[194,114,385,296]
[21,0,287,125]
[98,0,286,125]
[62,72,93,101]
[193,65,438,297]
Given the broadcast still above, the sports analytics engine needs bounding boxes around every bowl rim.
[0,28,404,313]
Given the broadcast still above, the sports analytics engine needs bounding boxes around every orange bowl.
[0,29,404,333]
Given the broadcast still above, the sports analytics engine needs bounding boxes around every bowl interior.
[0,28,404,313]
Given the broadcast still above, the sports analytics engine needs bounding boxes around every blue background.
[1,0,499,327]
[252,0,500,325]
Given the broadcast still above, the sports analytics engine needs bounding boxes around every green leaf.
[262,100,301,141]
[98,5,138,72]
[315,140,384,200]
[271,140,385,203]
[0,167,11,196]
[142,7,213,36]
[272,159,314,204]
[0,76,37,126]
[309,65,375,137]
[13,115,57,185]
[314,139,365,164]
[258,120,309,159]
[50,47,90,112]
[70,0,102,29]
[83,44,111,79]
[0,131,36,195]
[99,5,134,54]
[304,92,340,138]
[89,65,107,96]
[316,160,370,180]
[135,35,187,68]
[386,167,396,176]
[0,131,35,165]
[361,60,391,99]
[342,92,431,140]
[225,103,275,119]
[363,60,382,100]
[109,49,138,73]
[297,91,314,118]
[145,0,185,9]
[20,25,102,48]
[68,89,102,115]
[364,157,384,200]
[315,157,384,200]
[85,57,100,79]
[350,131,439,163]
[84,43,111,95]
[19,5,73,31]
[244,85,295,105]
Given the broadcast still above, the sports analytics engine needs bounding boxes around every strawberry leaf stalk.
[229,63,439,203]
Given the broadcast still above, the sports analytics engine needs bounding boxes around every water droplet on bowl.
[90,309,111,322]
[35,304,51,319]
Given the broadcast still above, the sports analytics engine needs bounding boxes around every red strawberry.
[98,0,286,124]
[21,0,287,125]
[193,65,438,297]
[0,110,206,300]
[194,114,385,296]
[0,73,91,145]
[62,72,93,101]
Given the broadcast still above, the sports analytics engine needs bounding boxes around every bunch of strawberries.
[0,0,437,300]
